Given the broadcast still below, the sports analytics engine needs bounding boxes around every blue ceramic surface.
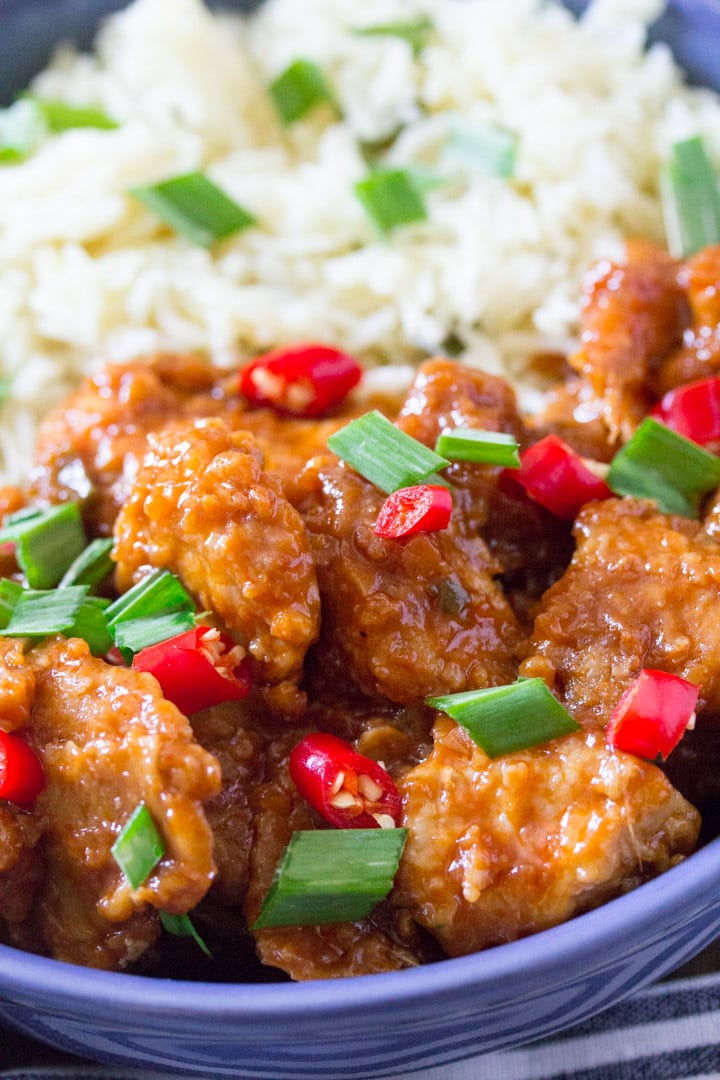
[0,1,719,1076]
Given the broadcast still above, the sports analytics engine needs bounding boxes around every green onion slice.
[67,597,114,657]
[0,579,22,630]
[327,410,450,493]
[354,169,428,233]
[58,538,114,590]
[106,568,194,627]
[435,427,521,468]
[269,59,336,125]
[0,376,13,405]
[112,609,196,657]
[427,678,580,758]
[0,99,45,164]
[159,911,212,957]
[443,119,516,178]
[352,16,433,55]
[26,96,118,132]
[607,416,720,518]
[251,828,408,930]
[661,136,720,258]
[0,585,89,638]
[130,171,256,248]
[112,802,165,890]
[0,503,87,590]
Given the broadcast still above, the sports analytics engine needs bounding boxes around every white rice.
[1,0,720,481]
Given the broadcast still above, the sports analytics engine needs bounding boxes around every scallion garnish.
[661,136,720,257]
[159,911,212,957]
[0,585,89,638]
[105,568,194,627]
[435,428,521,468]
[352,16,433,55]
[58,537,114,590]
[443,119,516,178]
[0,376,13,405]
[0,503,87,589]
[67,597,113,656]
[112,802,165,890]
[0,580,22,630]
[269,59,337,125]
[251,828,408,929]
[112,609,197,657]
[130,172,257,248]
[355,169,428,233]
[607,416,720,518]
[327,410,450,493]
[0,99,44,164]
[427,678,580,758]
[26,96,118,132]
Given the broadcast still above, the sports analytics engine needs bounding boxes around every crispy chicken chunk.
[392,717,699,956]
[28,354,243,536]
[568,240,687,441]
[113,419,320,708]
[659,244,720,392]
[16,638,221,969]
[522,497,720,728]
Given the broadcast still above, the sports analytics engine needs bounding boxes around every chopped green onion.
[0,98,45,164]
[112,609,196,657]
[159,911,212,957]
[435,428,521,468]
[327,410,450,493]
[269,59,337,125]
[356,170,427,231]
[26,96,118,132]
[67,597,113,656]
[355,169,428,233]
[427,678,580,758]
[0,503,87,590]
[58,538,114,590]
[443,119,516,178]
[661,136,720,258]
[0,585,89,638]
[607,416,720,518]
[251,828,408,929]
[112,802,165,890]
[352,16,434,55]
[130,172,256,248]
[0,579,22,630]
[0,376,13,405]
[106,569,194,627]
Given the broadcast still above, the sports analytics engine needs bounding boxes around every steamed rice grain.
[1,0,720,480]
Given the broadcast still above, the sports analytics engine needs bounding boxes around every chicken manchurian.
[2,239,720,981]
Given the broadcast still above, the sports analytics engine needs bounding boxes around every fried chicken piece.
[27,354,244,536]
[396,359,574,621]
[297,450,521,703]
[0,638,35,732]
[18,637,221,969]
[113,419,320,708]
[658,244,720,392]
[568,240,687,441]
[0,805,43,932]
[391,717,699,956]
[245,753,435,980]
[522,497,720,729]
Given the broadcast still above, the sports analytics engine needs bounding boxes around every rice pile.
[1,0,720,482]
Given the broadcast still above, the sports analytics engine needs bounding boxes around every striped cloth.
[3,970,720,1080]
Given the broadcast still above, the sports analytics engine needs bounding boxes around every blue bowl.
[1,2,720,1076]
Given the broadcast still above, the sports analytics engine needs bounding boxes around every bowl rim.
[1,834,719,1021]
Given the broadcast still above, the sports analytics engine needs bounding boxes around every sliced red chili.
[133,626,251,715]
[373,484,452,538]
[605,669,699,760]
[239,343,363,418]
[515,434,611,520]
[0,730,44,806]
[652,375,720,446]
[289,732,401,829]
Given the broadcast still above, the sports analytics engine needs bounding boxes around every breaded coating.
[392,718,699,957]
